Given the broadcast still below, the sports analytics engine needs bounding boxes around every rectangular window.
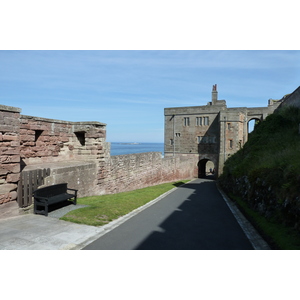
[197,136,202,144]
[227,123,231,130]
[196,117,202,126]
[184,117,190,126]
[170,139,174,145]
[229,139,233,149]
[175,133,181,137]
[203,117,209,126]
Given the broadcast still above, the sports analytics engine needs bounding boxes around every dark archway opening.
[198,159,215,179]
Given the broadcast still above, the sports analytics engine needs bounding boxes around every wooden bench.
[33,183,78,216]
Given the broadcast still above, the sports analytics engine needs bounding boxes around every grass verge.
[228,192,300,250]
[60,180,190,227]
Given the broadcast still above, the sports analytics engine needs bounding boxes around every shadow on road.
[134,181,253,250]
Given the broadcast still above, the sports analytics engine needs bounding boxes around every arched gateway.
[198,159,216,178]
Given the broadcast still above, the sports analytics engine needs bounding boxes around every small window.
[170,139,174,145]
[196,117,202,126]
[75,131,85,146]
[203,117,209,126]
[197,136,202,144]
[227,123,231,130]
[35,130,43,142]
[184,117,190,126]
[175,133,181,137]
[229,139,233,149]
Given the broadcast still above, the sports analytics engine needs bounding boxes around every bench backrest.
[34,183,68,198]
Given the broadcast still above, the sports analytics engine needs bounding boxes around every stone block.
[20,134,35,142]
[9,191,18,201]
[10,141,20,147]
[0,168,8,176]
[0,183,17,194]
[0,124,16,132]
[0,163,19,174]
[4,135,19,143]
[0,155,20,164]
[6,173,20,183]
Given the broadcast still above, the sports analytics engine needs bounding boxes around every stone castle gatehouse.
[164,85,287,177]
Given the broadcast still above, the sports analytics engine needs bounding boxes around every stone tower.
[212,84,218,105]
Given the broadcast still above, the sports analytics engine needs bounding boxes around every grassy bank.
[228,192,300,250]
[219,106,300,249]
[61,180,189,226]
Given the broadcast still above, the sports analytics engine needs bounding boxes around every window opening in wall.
[170,139,174,145]
[227,123,231,130]
[35,130,43,142]
[229,139,233,149]
[175,133,181,137]
[203,117,209,126]
[75,131,86,146]
[239,140,242,149]
[196,117,202,126]
[184,117,190,126]
[197,136,202,144]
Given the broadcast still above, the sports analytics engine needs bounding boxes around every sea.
[110,142,164,156]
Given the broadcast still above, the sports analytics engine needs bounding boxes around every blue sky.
[1,50,299,142]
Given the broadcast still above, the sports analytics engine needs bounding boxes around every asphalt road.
[83,179,254,250]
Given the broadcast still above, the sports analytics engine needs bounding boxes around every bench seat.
[34,183,78,216]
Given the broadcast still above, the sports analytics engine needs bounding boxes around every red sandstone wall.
[104,152,198,195]
[0,105,21,205]
[1,103,198,215]
[20,115,106,166]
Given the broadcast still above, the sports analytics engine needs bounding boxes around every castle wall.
[0,105,21,207]
[276,86,300,110]
[20,115,106,166]
[1,104,197,217]
[104,152,197,195]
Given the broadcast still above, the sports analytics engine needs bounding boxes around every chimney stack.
[212,84,218,105]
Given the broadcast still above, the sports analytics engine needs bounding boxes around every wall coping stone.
[23,160,97,171]
[0,104,21,113]
[21,114,106,126]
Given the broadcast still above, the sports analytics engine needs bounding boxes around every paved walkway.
[0,179,270,250]
[84,179,270,250]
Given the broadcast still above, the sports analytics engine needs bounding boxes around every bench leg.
[44,204,48,217]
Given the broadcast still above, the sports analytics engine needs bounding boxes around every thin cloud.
[1,50,300,142]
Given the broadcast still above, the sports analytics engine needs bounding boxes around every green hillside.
[219,106,300,249]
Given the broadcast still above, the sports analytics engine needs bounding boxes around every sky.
[1,50,299,142]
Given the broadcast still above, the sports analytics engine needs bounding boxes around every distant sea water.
[110,142,164,156]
